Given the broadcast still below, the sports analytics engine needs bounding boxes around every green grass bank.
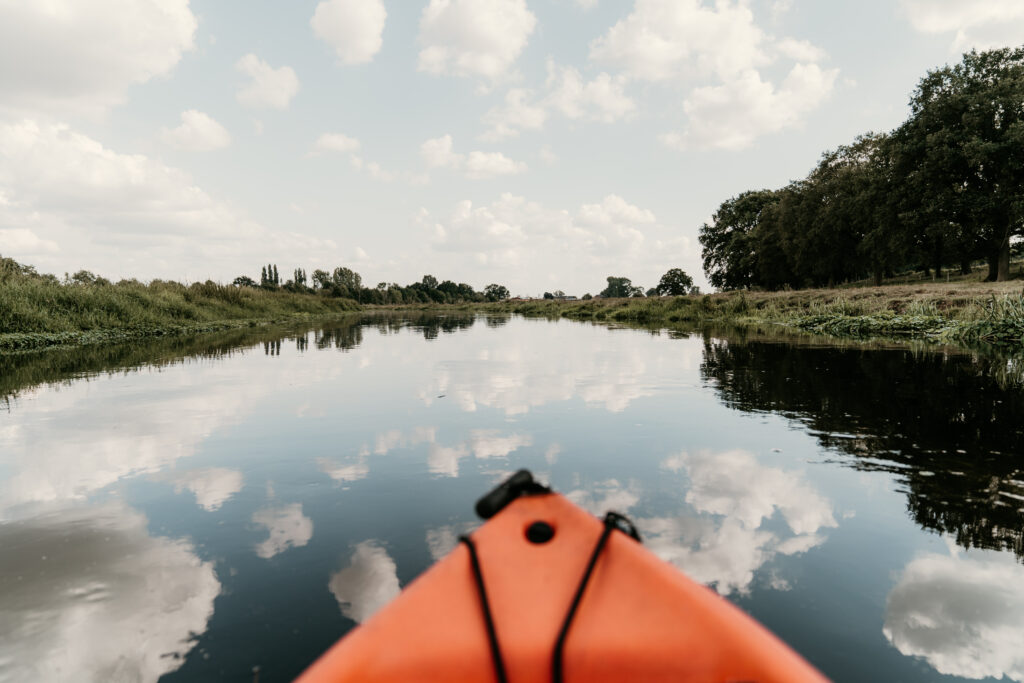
[0,278,360,352]
[469,282,1024,348]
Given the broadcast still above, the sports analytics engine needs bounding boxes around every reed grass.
[0,277,360,351]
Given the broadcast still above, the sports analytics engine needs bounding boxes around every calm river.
[1,313,1022,683]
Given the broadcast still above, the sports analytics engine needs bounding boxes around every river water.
[1,313,1022,683]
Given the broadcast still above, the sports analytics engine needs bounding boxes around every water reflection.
[419,322,695,415]
[884,549,1024,681]
[567,450,838,596]
[317,457,370,485]
[328,542,401,624]
[169,468,243,512]
[701,336,1024,559]
[0,503,219,683]
[355,426,534,478]
[2,314,1023,683]
[425,523,478,561]
[252,504,314,559]
[0,337,344,516]
[649,450,836,595]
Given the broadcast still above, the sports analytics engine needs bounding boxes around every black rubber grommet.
[526,521,555,544]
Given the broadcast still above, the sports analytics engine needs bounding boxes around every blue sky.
[1,0,1021,294]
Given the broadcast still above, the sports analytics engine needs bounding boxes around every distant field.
[467,281,1024,348]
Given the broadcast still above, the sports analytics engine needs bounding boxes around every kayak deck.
[298,474,827,682]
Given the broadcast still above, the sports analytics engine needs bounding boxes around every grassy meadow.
[0,276,360,352]
[471,282,1024,347]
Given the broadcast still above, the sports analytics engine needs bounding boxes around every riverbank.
[0,278,360,352]
[382,282,1024,348]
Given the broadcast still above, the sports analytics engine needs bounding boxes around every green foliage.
[701,47,1024,290]
[0,255,360,346]
[600,276,643,298]
[655,268,694,296]
[484,284,510,302]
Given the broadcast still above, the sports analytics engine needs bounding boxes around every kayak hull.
[298,492,827,682]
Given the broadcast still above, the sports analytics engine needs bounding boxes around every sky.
[1,0,1022,295]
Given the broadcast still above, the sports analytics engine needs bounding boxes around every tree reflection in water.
[700,335,1024,559]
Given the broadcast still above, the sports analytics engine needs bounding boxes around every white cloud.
[159,110,231,151]
[252,504,314,558]
[420,134,462,168]
[420,134,527,179]
[590,0,771,82]
[315,132,362,154]
[329,541,401,623]
[170,467,243,511]
[884,551,1024,681]
[463,150,527,179]
[902,0,1024,52]
[481,89,549,141]
[545,63,636,122]
[589,0,835,149]
[418,0,537,81]
[311,0,387,65]
[775,38,827,63]
[0,502,219,682]
[351,156,396,182]
[312,133,399,183]
[480,64,634,140]
[0,228,58,255]
[423,191,684,286]
[577,194,655,229]
[0,120,343,279]
[0,0,196,116]
[666,63,837,150]
[235,54,300,109]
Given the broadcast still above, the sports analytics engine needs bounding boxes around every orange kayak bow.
[297,470,827,682]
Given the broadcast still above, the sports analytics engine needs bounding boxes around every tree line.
[3,252,699,305]
[233,265,511,304]
[700,47,1024,290]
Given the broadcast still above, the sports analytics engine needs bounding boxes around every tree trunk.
[873,268,883,287]
[960,258,972,276]
[997,236,1011,282]
[986,252,999,282]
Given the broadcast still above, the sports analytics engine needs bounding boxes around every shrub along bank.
[0,273,360,352]
[478,282,1024,348]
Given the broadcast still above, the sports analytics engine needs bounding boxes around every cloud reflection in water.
[252,504,313,559]
[169,467,243,511]
[567,450,837,596]
[0,502,219,683]
[328,541,401,624]
[884,550,1024,681]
